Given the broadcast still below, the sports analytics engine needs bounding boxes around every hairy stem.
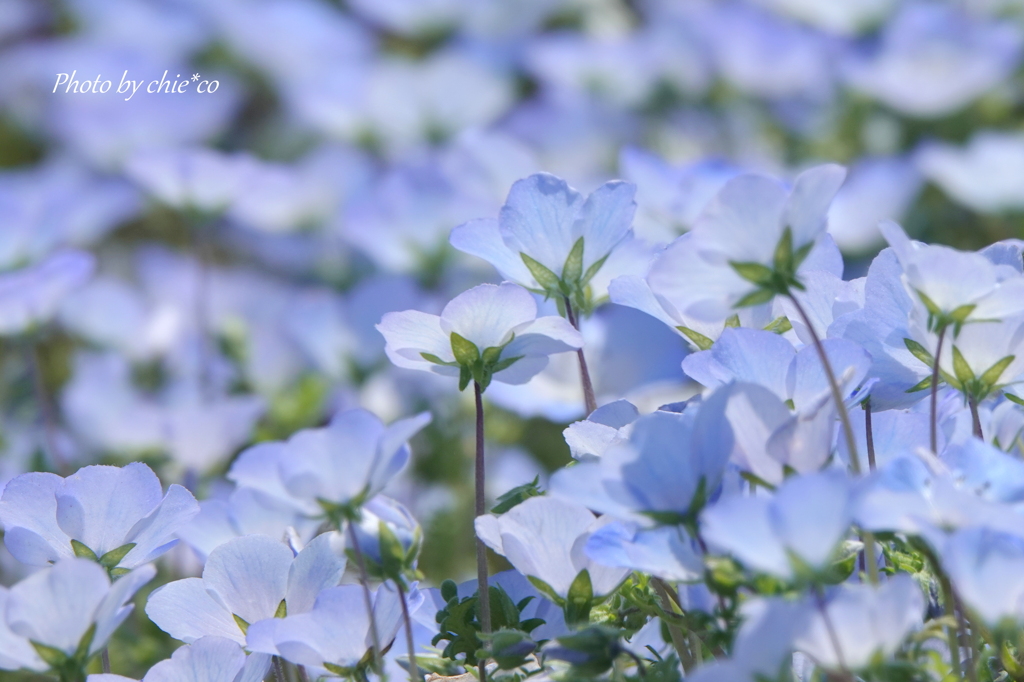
[273,657,287,682]
[969,397,983,440]
[563,297,598,415]
[864,397,876,472]
[101,649,110,674]
[650,578,696,673]
[397,581,422,682]
[346,521,384,676]
[474,381,492,682]
[930,326,948,454]
[953,593,980,682]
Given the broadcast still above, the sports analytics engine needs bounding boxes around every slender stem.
[787,295,860,474]
[346,521,384,676]
[101,649,110,674]
[864,398,876,472]
[397,581,422,682]
[933,556,963,678]
[296,666,310,682]
[622,650,647,678]
[563,297,598,415]
[953,593,980,682]
[813,587,851,680]
[473,381,492,682]
[930,326,948,454]
[969,397,983,440]
[650,577,695,673]
[273,657,287,682]
[26,343,69,475]
[788,296,879,584]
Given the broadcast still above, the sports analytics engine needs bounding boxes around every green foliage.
[433,584,546,668]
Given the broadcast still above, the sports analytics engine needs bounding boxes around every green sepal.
[905,376,933,393]
[481,344,504,365]
[792,240,814,270]
[491,476,543,514]
[773,226,794,274]
[676,326,714,351]
[520,252,561,291]
[74,623,95,663]
[458,365,471,392]
[564,569,594,629]
[733,288,776,309]
[980,355,1016,387]
[915,290,942,318]
[729,261,774,286]
[902,338,934,367]
[420,352,458,367]
[109,567,132,578]
[233,614,250,635]
[724,314,741,328]
[950,303,977,325]
[71,540,98,561]
[527,576,563,606]
[581,253,609,286]
[31,641,68,668]
[98,543,136,569]
[489,355,523,374]
[377,519,410,583]
[450,332,480,366]
[563,237,585,285]
[324,662,356,676]
[951,346,974,385]
[763,316,792,334]
[1006,393,1024,406]
[275,599,287,618]
[740,470,776,491]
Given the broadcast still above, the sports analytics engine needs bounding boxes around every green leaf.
[729,261,774,286]
[458,365,471,392]
[378,519,409,582]
[563,237,585,284]
[440,579,459,603]
[740,470,776,491]
[109,567,131,578]
[233,614,250,635]
[676,326,714,351]
[905,376,933,393]
[950,304,977,325]
[581,253,609,286]
[792,241,814,269]
[74,623,96,663]
[98,543,136,569]
[902,338,934,367]
[1006,393,1024,406]
[980,355,1016,387]
[527,576,563,606]
[724,314,741,328]
[914,290,942,317]
[275,599,287,618]
[420,352,457,366]
[763,316,792,334]
[71,540,98,561]
[565,569,594,628]
[773,227,794,274]
[450,332,480,366]
[520,252,561,291]
[951,346,974,385]
[31,641,68,668]
[733,288,776,308]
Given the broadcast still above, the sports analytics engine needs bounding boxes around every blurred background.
[3,0,1024,676]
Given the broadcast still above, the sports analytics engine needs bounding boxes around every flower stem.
[650,577,695,673]
[953,593,980,682]
[473,381,492,682]
[25,342,69,475]
[787,295,879,585]
[563,297,597,415]
[813,587,851,681]
[346,520,384,677]
[864,397,876,472]
[273,657,287,682]
[968,397,983,440]
[930,326,948,454]
[397,581,422,682]
[101,649,110,674]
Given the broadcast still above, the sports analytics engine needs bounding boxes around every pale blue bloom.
[228,408,430,516]
[550,408,731,524]
[475,496,629,600]
[701,471,854,579]
[245,582,416,675]
[6,559,154,661]
[86,636,272,682]
[837,405,931,470]
[826,156,922,254]
[0,585,46,672]
[125,147,258,214]
[585,522,703,581]
[940,527,1024,627]
[450,173,638,306]
[0,462,198,570]
[751,0,897,35]
[377,282,582,387]
[146,533,346,645]
[917,131,1024,214]
[641,165,846,323]
[794,575,925,671]
[842,2,1022,118]
[349,495,420,570]
[562,399,639,461]
[0,250,95,336]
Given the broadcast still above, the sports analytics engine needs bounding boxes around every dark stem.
[397,581,422,682]
[650,578,695,673]
[296,666,310,682]
[969,397,983,440]
[346,520,384,676]
[563,297,598,415]
[474,381,492,682]
[864,397,876,472]
[26,343,69,475]
[953,593,980,682]
[101,649,110,674]
[623,650,647,678]
[930,326,948,454]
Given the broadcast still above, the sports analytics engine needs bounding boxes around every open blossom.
[450,173,639,309]
[377,282,583,390]
[0,462,198,571]
[0,250,96,336]
[86,636,272,682]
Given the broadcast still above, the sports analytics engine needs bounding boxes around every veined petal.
[439,283,537,351]
[202,536,293,626]
[499,173,583,273]
[503,315,583,357]
[377,309,454,371]
[783,164,847,248]
[146,578,244,644]
[573,180,637,271]
[450,218,537,286]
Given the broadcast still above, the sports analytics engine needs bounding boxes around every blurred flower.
[917,131,1024,214]
[0,250,95,336]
